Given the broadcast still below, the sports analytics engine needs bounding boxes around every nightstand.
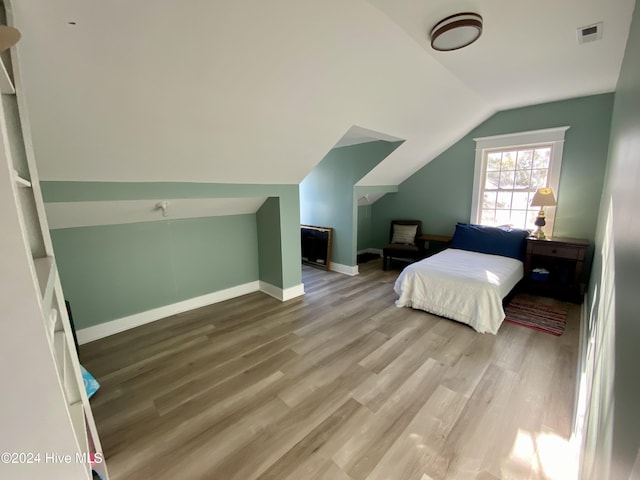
[417,234,452,258]
[523,237,591,303]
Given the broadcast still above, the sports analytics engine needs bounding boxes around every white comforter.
[394,248,523,334]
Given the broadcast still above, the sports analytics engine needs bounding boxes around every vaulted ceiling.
[5,0,636,186]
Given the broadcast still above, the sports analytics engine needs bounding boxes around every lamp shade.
[430,13,483,51]
[530,188,557,207]
[0,26,20,52]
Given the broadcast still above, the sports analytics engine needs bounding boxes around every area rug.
[504,295,569,336]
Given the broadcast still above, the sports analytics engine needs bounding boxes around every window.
[471,127,569,234]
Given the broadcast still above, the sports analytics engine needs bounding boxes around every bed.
[393,223,529,334]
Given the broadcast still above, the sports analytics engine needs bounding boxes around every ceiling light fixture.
[430,12,483,51]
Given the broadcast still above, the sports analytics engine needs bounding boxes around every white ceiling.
[5,0,636,187]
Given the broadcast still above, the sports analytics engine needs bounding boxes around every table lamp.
[530,187,556,239]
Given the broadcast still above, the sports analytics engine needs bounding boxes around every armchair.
[382,220,423,270]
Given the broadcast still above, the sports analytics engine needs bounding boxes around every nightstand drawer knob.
[552,249,557,254]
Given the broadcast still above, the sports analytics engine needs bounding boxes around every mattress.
[393,248,524,334]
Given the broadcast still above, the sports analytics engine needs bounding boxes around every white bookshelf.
[0,32,108,480]
[0,50,14,93]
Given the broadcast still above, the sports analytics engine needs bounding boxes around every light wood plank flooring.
[81,259,580,480]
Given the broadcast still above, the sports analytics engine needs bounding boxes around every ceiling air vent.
[577,22,603,45]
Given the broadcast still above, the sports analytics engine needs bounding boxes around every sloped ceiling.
[5,0,635,186]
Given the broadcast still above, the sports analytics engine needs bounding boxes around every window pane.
[516,150,533,170]
[499,170,516,188]
[485,172,500,189]
[481,209,496,225]
[533,148,551,168]
[514,169,531,189]
[483,191,497,209]
[510,210,527,230]
[526,209,539,229]
[497,191,512,209]
[487,153,502,171]
[495,210,511,225]
[512,191,530,209]
[476,133,562,234]
[531,169,548,188]
[501,151,517,170]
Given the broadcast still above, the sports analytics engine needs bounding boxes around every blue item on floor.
[81,365,100,398]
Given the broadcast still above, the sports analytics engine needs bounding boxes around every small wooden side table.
[523,236,591,303]
[417,234,452,258]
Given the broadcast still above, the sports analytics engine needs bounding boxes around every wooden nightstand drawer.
[524,237,591,303]
[529,243,580,260]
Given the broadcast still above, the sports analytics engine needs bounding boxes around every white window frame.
[471,126,569,235]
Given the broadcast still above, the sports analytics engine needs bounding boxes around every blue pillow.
[450,223,528,261]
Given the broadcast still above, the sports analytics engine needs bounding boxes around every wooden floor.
[81,259,580,480]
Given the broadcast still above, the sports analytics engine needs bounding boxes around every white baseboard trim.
[330,262,359,276]
[573,294,589,434]
[572,292,591,478]
[76,281,260,344]
[259,281,305,301]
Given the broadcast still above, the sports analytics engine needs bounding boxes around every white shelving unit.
[0,50,15,93]
[0,20,109,480]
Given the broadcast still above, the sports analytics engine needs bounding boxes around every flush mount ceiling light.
[430,12,483,51]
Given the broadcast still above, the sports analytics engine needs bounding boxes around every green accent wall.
[371,94,614,246]
[584,3,640,478]
[257,197,283,287]
[277,187,303,289]
[355,185,399,252]
[357,205,372,251]
[52,214,259,329]
[43,181,303,328]
[41,181,301,289]
[41,181,297,203]
[300,141,402,267]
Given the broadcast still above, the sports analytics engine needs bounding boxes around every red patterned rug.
[504,295,568,336]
